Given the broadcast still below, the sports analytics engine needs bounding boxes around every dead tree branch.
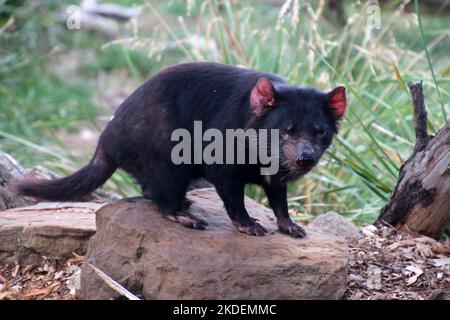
[409,81,430,152]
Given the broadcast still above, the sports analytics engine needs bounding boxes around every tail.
[15,148,117,201]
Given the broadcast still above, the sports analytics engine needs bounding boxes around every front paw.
[235,221,267,236]
[278,220,306,238]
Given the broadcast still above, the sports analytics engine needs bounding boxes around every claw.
[177,215,208,230]
[236,220,267,236]
[278,220,306,238]
[162,212,208,230]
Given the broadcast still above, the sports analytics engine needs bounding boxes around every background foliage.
[0,0,449,230]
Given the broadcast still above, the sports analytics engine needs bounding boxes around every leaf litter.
[0,254,83,300]
[345,225,450,300]
[0,225,449,300]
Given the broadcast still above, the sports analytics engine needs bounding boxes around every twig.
[88,263,140,300]
[408,81,430,152]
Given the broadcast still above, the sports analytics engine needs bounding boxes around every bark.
[377,81,450,239]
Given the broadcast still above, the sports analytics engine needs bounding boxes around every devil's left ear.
[327,86,347,120]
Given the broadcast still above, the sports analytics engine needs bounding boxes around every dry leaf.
[66,254,85,266]
[414,243,434,258]
[432,246,450,255]
[22,265,34,274]
[430,258,450,267]
[405,265,423,286]
[352,291,363,300]
[0,291,14,300]
[54,271,65,280]
[0,274,7,290]
[66,269,81,296]
[362,227,376,238]
[12,263,20,278]
[406,275,419,286]
[405,265,423,274]
[22,282,59,299]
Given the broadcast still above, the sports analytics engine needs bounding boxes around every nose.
[297,152,315,167]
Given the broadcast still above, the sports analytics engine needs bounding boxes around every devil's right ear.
[327,86,347,120]
[250,77,277,117]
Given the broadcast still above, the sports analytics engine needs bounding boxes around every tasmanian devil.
[16,62,347,238]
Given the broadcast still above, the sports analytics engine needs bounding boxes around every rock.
[79,188,348,300]
[0,202,103,265]
[309,212,360,239]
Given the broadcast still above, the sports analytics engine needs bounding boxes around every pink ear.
[328,86,347,120]
[250,77,276,116]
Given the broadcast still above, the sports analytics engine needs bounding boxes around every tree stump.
[377,81,450,239]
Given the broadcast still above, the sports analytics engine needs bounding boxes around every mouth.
[296,159,316,168]
[295,165,314,176]
[279,162,315,181]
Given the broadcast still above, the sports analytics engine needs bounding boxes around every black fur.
[16,62,346,238]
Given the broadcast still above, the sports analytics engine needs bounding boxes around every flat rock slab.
[79,188,349,300]
[0,202,104,265]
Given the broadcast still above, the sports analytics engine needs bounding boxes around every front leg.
[215,181,267,236]
[264,184,306,238]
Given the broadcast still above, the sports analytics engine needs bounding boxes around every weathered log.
[377,81,450,239]
[0,151,118,211]
[81,0,142,21]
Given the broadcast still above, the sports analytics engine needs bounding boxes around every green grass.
[0,1,449,231]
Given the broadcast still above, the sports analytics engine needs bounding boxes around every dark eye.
[317,128,327,137]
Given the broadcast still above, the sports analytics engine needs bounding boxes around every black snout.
[297,152,315,167]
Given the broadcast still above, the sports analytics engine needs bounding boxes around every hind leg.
[161,210,208,230]
[143,188,192,210]
[138,165,207,230]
